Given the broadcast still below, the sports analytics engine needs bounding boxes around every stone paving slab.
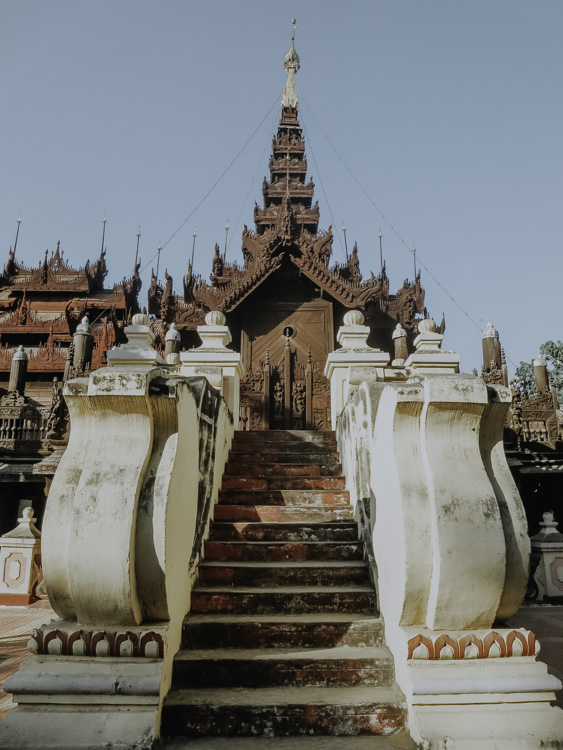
[505,603,563,710]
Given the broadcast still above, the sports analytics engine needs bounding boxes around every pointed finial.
[282,19,300,108]
[379,231,384,271]
[191,227,198,268]
[100,214,107,258]
[155,242,162,281]
[224,220,230,261]
[13,215,22,258]
[134,228,141,267]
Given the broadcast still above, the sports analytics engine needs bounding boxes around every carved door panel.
[240,301,333,431]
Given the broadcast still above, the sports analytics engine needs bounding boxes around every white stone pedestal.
[0,507,41,605]
[180,311,244,428]
[531,511,563,600]
[324,310,389,429]
[405,318,460,374]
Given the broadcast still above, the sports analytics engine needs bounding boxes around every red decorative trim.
[30,627,164,658]
[459,634,484,659]
[483,631,507,658]
[506,629,528,657]
[44,629,69,654]
[434,634,460,659]
[407,629,537,660]
[407,633,434,659]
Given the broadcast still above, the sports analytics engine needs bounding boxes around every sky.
[1,1,562,375]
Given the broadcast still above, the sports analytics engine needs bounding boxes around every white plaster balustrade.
[180,311,244,428]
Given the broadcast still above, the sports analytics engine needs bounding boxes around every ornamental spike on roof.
[282,19,300,109]
[149,31,433,339]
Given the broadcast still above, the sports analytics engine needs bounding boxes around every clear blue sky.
[2,2,562,374]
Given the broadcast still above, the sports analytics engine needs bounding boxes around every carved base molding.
[407,628,538,660]
[29,620,166,658]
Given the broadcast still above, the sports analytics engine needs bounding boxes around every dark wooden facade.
[0,239,141,534]
[0,242,141,400]
[149,103,438,429]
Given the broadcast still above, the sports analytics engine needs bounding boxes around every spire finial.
[100,214,107,259]
[282,19,300,109]
[13,215,22,259]
[135,227,141,268]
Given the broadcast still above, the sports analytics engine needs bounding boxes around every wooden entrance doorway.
[239,300,333,431]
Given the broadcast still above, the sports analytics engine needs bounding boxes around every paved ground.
[0,600,55,720]
[505,602,563,710]
[0,601,561,724]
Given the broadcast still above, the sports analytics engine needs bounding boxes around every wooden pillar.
[263,349,271,430]
[284,339,292,429]
[306,345,313,429]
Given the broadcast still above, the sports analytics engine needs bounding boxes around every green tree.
[515,340,563,403]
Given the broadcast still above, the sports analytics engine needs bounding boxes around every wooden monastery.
[147,35,438,430]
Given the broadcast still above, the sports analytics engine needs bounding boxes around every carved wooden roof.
[1,241,109,294]
[150,103,429,334]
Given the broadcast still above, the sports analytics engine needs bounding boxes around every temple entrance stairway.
[160,430,415,748]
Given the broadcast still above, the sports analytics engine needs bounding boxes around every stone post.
[530,511,563,600]
[72,315,94,371]
[107,312,166,368]
[482,321,501,369]
[165,322,181,358]
[8,345,28,394]
[324,309,390,429]
[0,507,41,605]
[180,311,244,428]
[392,323,408,366]
[534,353,549,394]
[405,318,460,373]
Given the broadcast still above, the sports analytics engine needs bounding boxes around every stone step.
[190,586,377,615]
[182,614,385,650]
[234,430,336,443]
[213,505,354,523]
[159,734,418,749]
[161,686,406,737]
[203,540,364,562]
[231,441,337,454]
[228,451,341,465]
[171,646,394,689]
[217,490,349,506]
[221,476,347,491]
[224,462,342,477]
[208,522,359,543]
[198,561,369,587]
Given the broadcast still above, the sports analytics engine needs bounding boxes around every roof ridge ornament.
[282,19,300,109]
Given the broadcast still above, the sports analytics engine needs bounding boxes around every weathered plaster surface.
[337,373,563,749]
[0,369,234,749]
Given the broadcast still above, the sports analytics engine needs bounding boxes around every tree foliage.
[515,340,563,403]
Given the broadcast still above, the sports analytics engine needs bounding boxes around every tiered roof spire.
[254,20,318,237]
[281,19,300,109]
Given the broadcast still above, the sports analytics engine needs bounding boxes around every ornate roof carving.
[1,241,109,294]
[152,50,434,335]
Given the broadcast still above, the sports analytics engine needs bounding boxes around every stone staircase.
[160,430,413,747]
